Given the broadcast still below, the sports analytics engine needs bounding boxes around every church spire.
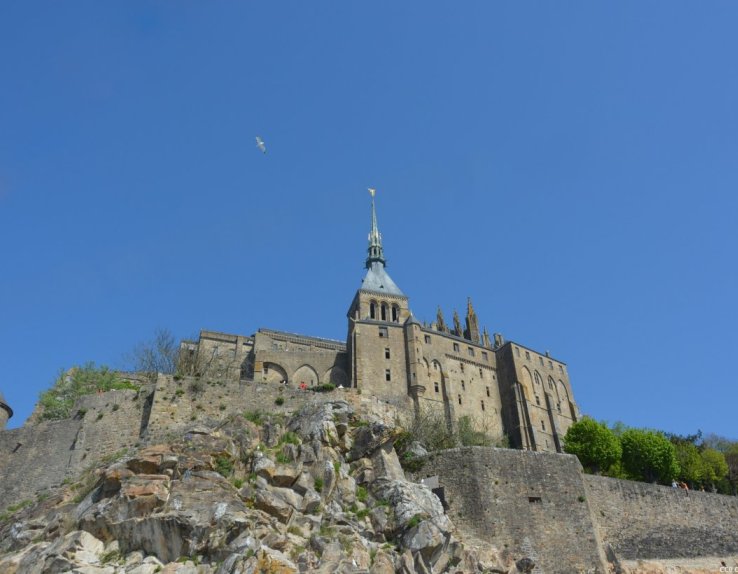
[366,188,386,269]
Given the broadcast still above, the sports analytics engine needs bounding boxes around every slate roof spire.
[359,189,405,297]
[366,188,385,269]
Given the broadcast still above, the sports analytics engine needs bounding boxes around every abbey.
[185,193,580,453]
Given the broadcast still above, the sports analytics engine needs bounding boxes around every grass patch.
[314,477,324,493]
[279,431,300,446]
[356,485,368,503]
[214,455,234,477]
[243,410,265,425]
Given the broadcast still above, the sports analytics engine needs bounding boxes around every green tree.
[620,428,679,484]
[700,448,728,490]
[563,417,622,474]
[673,441,703,487]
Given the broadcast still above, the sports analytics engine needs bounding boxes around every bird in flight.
[255,136,266,154]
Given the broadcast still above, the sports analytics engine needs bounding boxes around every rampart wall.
[419,447,608,574]
[584,474,738,560]
[0,388,149,509]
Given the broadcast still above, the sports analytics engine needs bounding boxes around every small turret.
[465,297,481,343]
[0,392,13,430]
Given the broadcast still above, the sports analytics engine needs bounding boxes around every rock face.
[0,400,534,573]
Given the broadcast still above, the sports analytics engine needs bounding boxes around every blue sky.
[1,3,736,439]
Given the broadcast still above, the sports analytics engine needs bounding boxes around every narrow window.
[458,395,462,405]
[378,326,388,338]
[385,369,391,381]
[381,304,387,321]
[515,346,521,357]
[559,365,563,373]
[541,420,545,431]
[482,351,488,361]
[461,380,465,391]
[384,348,391,359]
[525,351,530,360]
[434,382,439,393]
[468,347,475,357]
[392,305,399,322]
[424,335,431,344]
[539,357,544,366]
[479,368,483,377]
[557,403,561,412]
[481,400,485,411]
[548,360,553,369]
[453,343,460,352]
[535,395,540,406]
[486,386,490,397]
[460,363,464,373]
[370,302,376,319]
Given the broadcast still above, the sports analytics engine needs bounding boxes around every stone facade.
[184,194,580,453]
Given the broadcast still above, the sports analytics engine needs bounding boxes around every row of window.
[433,381,492,399]
[370,301,400,323]
[514,346,564,373]
[422,334,490,361]
[532,393,563,413]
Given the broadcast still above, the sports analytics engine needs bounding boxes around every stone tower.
[347,190,410,400]
[0,391,13,430]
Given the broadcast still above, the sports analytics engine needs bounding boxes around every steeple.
[357,189,404,297]
[366,188,385,269]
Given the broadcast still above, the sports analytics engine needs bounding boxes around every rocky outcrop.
[0,400,533,573]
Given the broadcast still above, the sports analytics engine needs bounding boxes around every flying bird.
[255,136,266,154]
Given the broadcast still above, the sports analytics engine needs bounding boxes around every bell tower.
[347,189,410,398]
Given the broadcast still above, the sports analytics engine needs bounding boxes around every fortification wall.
[419,447,608,574]
[0,388,148,510]
[143,375,408,442]
[0,420,81,509]
[584,474,738,560]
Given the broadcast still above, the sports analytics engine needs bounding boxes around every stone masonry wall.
[584,474,738,560]
[419,447,608,574]
[0,388,149,510]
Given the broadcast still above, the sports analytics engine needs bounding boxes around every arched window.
[370,301,377,319]
[381,303,388,321]
[391,305,399,322]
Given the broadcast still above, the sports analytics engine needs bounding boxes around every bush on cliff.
[38,363,139,421]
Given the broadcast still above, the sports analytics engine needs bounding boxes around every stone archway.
[324,366,348,388]
[293,364,319,387]
[263,362,288,384]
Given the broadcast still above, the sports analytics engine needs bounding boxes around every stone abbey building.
[185,193,580,453]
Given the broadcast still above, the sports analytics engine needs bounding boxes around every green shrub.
[232,478,244,488]
[314,477,324,493]
[279,431,300,446]
[311,384,336,393]
[243,410,265,425]
[356,485,368,503]
[407,514,423,529]
[275,397,285,406]
[214,455,234,477]
[38,363,133,421]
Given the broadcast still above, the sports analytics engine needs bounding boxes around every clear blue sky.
[2,3,736,439]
